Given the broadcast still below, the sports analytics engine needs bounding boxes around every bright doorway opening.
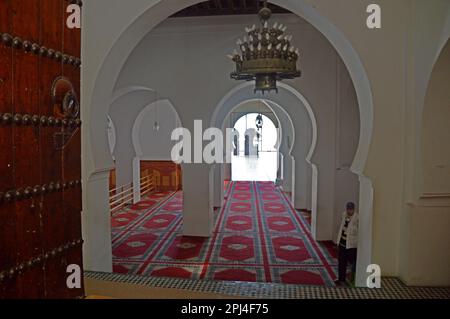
[232,113,279,182]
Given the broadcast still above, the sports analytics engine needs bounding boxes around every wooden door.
[0,0,83,299]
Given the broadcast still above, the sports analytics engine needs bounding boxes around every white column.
[310,162,336,241]
[282,153,293,193]
[182,164,214,237]
[276,152,283,186]
[82,170,113,272]
[213,163,224,207]
[132,157,141,204]
[224,163,232,181]
[355,175,373,287]
[294,157,309,210]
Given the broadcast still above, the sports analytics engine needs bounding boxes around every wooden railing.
[140,169,157,198]
[109,182,133,214]
[109,170,157,214]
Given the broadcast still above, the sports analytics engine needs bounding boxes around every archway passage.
[232,112,279,182]
[110,92,339,287]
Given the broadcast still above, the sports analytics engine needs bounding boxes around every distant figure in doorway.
[233,129,240,156]
[244,128,258,157]
[335,202,359,287]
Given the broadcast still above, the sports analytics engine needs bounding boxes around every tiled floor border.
[84,271,450,299]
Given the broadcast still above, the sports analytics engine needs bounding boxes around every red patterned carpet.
[112,181,338,286]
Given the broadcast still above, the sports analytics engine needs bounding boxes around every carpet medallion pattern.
[112,182,338,286]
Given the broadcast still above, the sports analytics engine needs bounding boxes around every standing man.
[335,202,359,286]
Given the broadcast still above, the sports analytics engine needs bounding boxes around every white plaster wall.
[109,92,150,187]
[401,206,450,286]
[422,40,450,195]
[133,100,181,159]
[398,33,450,287]
[265,101,296,196]
[306,0,450,281]
[292,114,313,210]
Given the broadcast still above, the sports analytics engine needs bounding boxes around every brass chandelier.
[228,1,301,94]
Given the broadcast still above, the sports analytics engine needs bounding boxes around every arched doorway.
[82,0,374,287]
[131,99,183,203]
[231,111,279,182]
[421,38,450,196]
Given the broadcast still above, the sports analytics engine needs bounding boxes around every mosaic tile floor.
[84,271,450,299]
